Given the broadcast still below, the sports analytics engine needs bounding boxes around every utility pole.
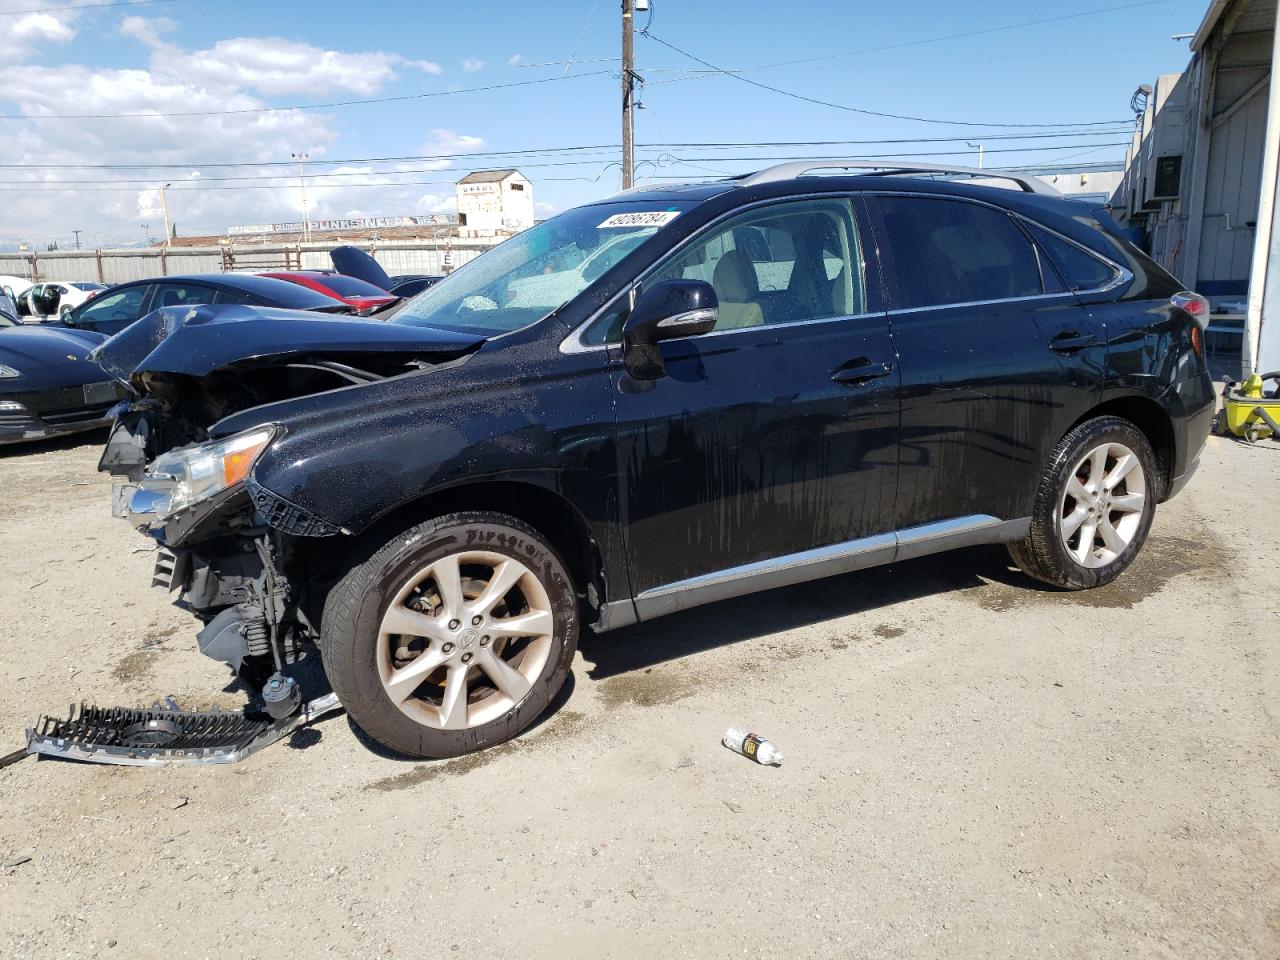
[160,183,173,246]
[966,141,985,169]
[72,229,81,250]
[621,0,635,189]
[141,223,150,246]
[292,152,312,243]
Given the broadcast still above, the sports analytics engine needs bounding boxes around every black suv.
[98,162,1214,758]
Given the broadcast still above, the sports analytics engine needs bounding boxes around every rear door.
[865,193,1106,534]
[606,196,901,615]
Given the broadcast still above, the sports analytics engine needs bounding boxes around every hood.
[1,324,106,368]
[330,246,394,292]
[90,303,485,381]
[0,324,110,392]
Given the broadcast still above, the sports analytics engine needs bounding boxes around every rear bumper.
[1161,371,1215,501]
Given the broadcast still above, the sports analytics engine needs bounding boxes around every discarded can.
[722,726,784,766]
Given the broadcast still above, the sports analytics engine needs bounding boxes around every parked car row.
[0,246,437,445]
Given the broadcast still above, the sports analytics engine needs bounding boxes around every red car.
[259,271,398,313]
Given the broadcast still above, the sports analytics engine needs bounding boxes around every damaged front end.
[95,303,484,699]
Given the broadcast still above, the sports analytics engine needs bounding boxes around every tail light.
[1171,291,1209,357]
[1171,291,1209,320]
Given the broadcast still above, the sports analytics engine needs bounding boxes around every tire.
[59,307,72,323]
[1008,416,1158,590]
[320,511,579,758]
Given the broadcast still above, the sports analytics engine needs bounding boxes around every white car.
[0,275,33,314]
[24,281,108,322]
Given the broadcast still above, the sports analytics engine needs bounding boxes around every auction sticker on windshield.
[597,211,680,229]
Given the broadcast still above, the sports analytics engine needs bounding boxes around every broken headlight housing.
[144,426,275,519]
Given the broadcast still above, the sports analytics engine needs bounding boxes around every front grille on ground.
[25,693,342,766]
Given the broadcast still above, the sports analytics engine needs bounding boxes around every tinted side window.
[214,288,257,305]
[151,283,216,308]
[1022,221,1119,292]
[76,285,148,329]
[873,196,1043,309]
[646,197,864,331]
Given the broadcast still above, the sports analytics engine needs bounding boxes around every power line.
[0,131,1136,170]
[0,142,1130,189]
[640,30,1133,129]
[0,70,612,120]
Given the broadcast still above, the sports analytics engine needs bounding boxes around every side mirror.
[622,279,718,380]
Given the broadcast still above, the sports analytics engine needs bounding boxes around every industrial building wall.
[0,240,493,285]
[1194,27,1273,296]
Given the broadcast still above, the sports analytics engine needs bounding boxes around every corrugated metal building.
[1114,0,1279,373]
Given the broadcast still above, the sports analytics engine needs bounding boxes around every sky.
[0,0,1211,249]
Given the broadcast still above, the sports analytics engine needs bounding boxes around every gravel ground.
[0,428,1277,959]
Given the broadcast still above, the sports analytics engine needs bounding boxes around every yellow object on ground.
[1220,372,1280,441]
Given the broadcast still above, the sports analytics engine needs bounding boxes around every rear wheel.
[320,512,578,758]
[1008,416,1157,590]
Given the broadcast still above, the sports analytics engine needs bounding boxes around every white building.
[1112,0,1280,375]
[455,170,534,237]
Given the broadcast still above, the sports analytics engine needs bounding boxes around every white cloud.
[11,12,74,44]
[423,128,485,156]
[118,14,175,45]
[506,53,523,66]
[148,36,403,97]
[534,201,559,216]
[0,24,485,242]
[461,58,486,73]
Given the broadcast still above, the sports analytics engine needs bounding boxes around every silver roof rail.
[736,160,1061,197]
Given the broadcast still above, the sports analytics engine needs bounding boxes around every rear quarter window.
[1021,221,1119,292]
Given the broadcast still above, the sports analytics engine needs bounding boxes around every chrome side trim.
[614,514,1032,627]
[633,533,896,621]
[592,598,639,633]
[886,292,1076,317]
[894,515,1029,562]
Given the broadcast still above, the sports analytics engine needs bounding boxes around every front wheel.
[320,512,579,758]
[1008,416,1158,590]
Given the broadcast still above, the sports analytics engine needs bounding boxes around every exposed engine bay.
[95,303,484,702]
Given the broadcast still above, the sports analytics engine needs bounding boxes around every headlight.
[144,427,275,518]
[0,364,20,379]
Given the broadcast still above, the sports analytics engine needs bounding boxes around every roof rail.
[736,160,1061,197]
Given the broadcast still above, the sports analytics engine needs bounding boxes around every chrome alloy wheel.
[376,550,555,730]
[1059,441,1147,569]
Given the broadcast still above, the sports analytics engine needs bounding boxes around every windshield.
[393,201,693,335]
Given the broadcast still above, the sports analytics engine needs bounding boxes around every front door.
[864,193,1107,533]
[607,196,900,617]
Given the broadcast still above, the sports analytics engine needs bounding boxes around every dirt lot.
[0,430,1277,959]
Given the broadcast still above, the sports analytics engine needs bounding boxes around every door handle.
[1049,331,1099,353]
[832,359,892,385]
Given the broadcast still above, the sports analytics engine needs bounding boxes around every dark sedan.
[54,273,353,337]
[0,313,126,445]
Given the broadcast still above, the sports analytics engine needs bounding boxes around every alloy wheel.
[1058,441,1147,569]
[376,550,554,730]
